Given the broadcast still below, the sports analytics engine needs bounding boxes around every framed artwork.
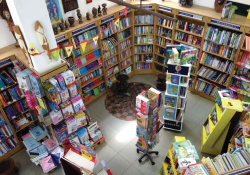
[86,0,92,4]
[61,0,79,13]
[45,0,64,27]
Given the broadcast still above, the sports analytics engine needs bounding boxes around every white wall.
[0,17,16,49]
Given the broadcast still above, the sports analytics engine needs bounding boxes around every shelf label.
[72,23,96,35]
[178,11,203,21]
[211,19,240,30]
[101,15,114,23]
[56,35,65,42]
[159,6,172,13]
[0,59,11,67]
[119,8,131,15]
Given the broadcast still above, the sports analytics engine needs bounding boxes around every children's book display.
[201,89,243,155]
[159,136,201,175]
[164,45,193,131]
[135,87,163,165]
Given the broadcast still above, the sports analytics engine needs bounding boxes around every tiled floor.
[11,74,215,175]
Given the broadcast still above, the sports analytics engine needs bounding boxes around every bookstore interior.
[1,0,250,174]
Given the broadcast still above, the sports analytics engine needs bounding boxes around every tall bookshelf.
[154,6,174,75]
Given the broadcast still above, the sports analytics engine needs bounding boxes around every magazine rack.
[135,88,163,165]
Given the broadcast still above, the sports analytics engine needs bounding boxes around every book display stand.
[135,87,162,165]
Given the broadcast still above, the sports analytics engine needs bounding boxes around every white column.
[7,0,62,73]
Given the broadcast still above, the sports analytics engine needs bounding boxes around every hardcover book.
[29,126,46,141]
[164,107,176,120]
[165,95,177,107]
[75,127,89,144]
[171,75,180,85]
[167,84,179,96]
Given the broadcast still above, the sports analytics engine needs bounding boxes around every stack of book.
[72,28,98,46]
[158,17,173,28]
[195,78,221,98]
[134,15,154,24]
[118,28,131,41]
[197,66,229,85]
[176,19,204,35]
[200,52,233,73]
[119,38,131,51]
[134,36,153,44]
[75,50,100,67]
[134,45,153,53]
[175,31,202,47]
[136,63,151,70]
[134,26,154,35]
[157,27,172,38]
[119,17,131,30]
[0,136,18,156]
[203,41,237,60]
[205,26,242,49]
[101,20,117,38]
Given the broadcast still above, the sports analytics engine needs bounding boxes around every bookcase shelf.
[78,65,103,78]
[9,109,29,121]
[134,23,154,26]
[77,57,101,69]
[155,61,168,68]
[174,39,201,49]
[0,82,18,92]
[199,63,231,74]
[80,74,104,88]
[118,26,132,32]
[175,28,203,37]
[15,120,37,133]
[202,50,234,61]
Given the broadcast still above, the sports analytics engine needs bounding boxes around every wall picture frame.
[45,0,64,27]
[61,0,79,13]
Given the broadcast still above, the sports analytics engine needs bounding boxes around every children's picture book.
[165,95,177,107]
[60,100,75,119]
[227,143,236,154]
[164,107,176,120]
[136,138,147,151]
[167,84,178,96]
[171,75,180,85]
[50,110,64,125]
[148,88,162,108]
[235,138,243,149]
[75,127,89,144]
[65,116,77,135]
[71,95,86,114]
[136,125,147,140]
[135,111,148,129]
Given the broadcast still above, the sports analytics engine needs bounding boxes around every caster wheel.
[139,160,142,163]
[156,152,159,155]
[152,162,155,165]
[137,149,139,154]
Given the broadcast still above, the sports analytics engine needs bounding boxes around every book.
[23,136,40,151]
[74,111,87,128]
[167,84,179,96]
[136,138,147,151]
[43,139,58,152]
[50,110,64,125]
[165,95,177,107]
[71,95,86,114]
[65,116,77,135]
[164,107,176,120]
[75,127,89,145]
[136,94,150,115]
[40,155,56,173]
[29,126,46,141]
[136,125,147,140]
[29,144,48,162]
[135,111,148,129]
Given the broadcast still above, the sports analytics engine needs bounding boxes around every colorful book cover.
[29,126,46,141]
[167,84,179,96]
[148,87,161,108]
[136,138,147,151]
[221,98,243,112]
[164,107,176,120]
[53,122,68,144]
[135,111,148,129]
[171,75,180,85]
[71,95,86,114]
[165,95,177,107]
[75,127,89,144]
[40,155,56,173]
[136,94,150,115]
[60,100,74,119]
[50,110,64,125]
[136,125,147,140]
[65,116,77,135]
[74,111,87,128]
[43,139,58,151]
[23,136,40,151]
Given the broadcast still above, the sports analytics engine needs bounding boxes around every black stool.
[156,74,166,91]
[116,74,129,94]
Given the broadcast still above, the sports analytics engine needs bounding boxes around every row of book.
[0,136,18,156]
[0,123,13,139]
[189,76,195,88]
[0,85,24,107]
[205,26,242,49]
[134,36,153,44]
[176,19,204,36]
[195,78,221,98]
[119,38,131,51]
[83,83,105,99]
[106,65,119,78]
[72,28,98,46]
[157,27,172,38]
[134,45,153,53]
[203,41,237,60]
[134,15,154,24]
[75,50,100,68]
[198,66,229,85]
[243,35,250,51]
[79,59,102,76]
[101,20,117,38]
[10,112,33,131]
[58,40,69,58]
[235,66,250,80]
[82,77,103,93]
[135,54,153,62]
[104,56,118,69]
[134,26,154,35]
[157,36,171,47]
[121,48,132,60]
[236,51,250,66]
[4,99,28,119]
[0,112,5,126]
[79,68,103,87]
[200,52,234,73]
[118,28,131,41]
[156,55,168,65]
[121,57,132,69]
[101,37,118,52]
[65,57,74,67]
[73,42,99,58]
[175,31,202,47]
[118,17,131,31]
[135,63,151,69]
[121,66,132,75]
[103,47,117,59]
[191,67,197,74]
[158,18,173,28]
[0,69,16,89]
[156,46,166,56]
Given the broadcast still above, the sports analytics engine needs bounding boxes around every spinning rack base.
[137,148,159,165]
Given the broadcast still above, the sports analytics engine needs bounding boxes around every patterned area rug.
[105,82,162,121]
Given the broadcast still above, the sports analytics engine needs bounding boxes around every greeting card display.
[60,89,70,102]
[71,95,85,113]
[65,117,77,134]
[60,100,74,119]
[61,70,76,87]
[75,111,87,128]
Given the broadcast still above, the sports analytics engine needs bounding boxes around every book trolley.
[135,87,162,165]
